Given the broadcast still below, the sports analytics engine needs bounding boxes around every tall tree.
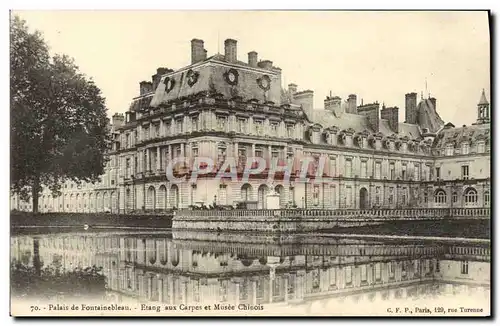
[10,16,111,213]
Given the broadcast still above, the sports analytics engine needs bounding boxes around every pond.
[10,229,491,316]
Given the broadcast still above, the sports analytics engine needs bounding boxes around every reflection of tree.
[11,258,106,300]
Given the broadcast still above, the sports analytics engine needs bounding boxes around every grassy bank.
[318,219,491,239]
[11,211,173,230]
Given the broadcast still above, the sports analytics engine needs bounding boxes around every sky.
[13,10,490,127]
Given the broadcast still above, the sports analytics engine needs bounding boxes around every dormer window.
[477,141,485,153]
[445,143,454,156]
[461,142,470,155]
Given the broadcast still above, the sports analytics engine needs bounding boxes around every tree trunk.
[32,178,40,214]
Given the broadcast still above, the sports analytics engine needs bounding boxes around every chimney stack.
[139,81,153,96]
[293,90,314,117]
[191,39,205,64]
[324,95,342,114]
[381,106,399,133]
[224,39,237,63]
[347,94,357,114]
[151,67,172,90]
[248,51,258,67]
[288,83,298,95]
[112,113,125,128]
[358,103,380,132]
[405,92,418,124]
[258,60,273,70]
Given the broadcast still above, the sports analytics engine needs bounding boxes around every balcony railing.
[174,207,490,220]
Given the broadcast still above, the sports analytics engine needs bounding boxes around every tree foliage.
[10,16,111,212]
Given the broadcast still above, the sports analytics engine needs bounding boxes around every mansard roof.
[309,109,422,140]
[433,123,490,149]
[416,98,444,133]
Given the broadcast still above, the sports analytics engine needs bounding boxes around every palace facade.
[12,38,491,213]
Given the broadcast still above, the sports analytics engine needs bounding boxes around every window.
[484,191,490,206]
[375,263,381,280]
[361,161,367,178]
[217,144,227,164]
[126,158,131,177]
[389,163,395,180]
[461,261,469,275]
[389,262,395,279]
[375,162,382,179]
[191,117,199,132]
[464,188,478,205]
[401,164,407,180]
[434,189,447,204]
[414,165,420,181]
[360,265,367,282]
[477,142,485,153]
[346,186,352,208]
[192,144,199,158]
[445,144,454,156]
[436,261,440,273]
[461,143,470,155]
[424,192,428,203]
[165,121,171,136]
[389,187,394,204]
[216,116,227,131]
[375,187,381,206]
[330,185,336,208]
[435,167,441,180]
[402,187,407,205]
[313,185,320,206]
[329,157,337,177]
[345,266,352,285]
[270,122,278,134]
[255,146,264,158]
[452,192,458,203]
[286,124,294,138]
[237,118,247,133]
[254,119,263,134]
[176,119,183,133]
[345,159,352,178]
[461,165,469,180]
[155,124,160,138]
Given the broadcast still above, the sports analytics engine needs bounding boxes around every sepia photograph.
[9,10,491,317]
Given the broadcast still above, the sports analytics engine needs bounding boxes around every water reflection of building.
[11,233,490,309]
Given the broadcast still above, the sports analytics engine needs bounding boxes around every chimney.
[248,51,258,67]
[293,90,314,117]
[224,39,237,63]
[288,83,298,95]
[191,39,205,64]
[405,92,418,124]
[139,81,153,96]
[358,103,380,132]
[258,60,273,70]
[151,67,172,90]
[381,106,399,133]
[324,95,342,114]
[112,113,125,128]
[347,94,357,114]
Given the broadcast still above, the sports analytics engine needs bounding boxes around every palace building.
[12,38,491,213]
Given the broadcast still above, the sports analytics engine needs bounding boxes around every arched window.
[434,189,447,204]
[484,191,490,206]
[464,188,478,205]
[423,192,428,203]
